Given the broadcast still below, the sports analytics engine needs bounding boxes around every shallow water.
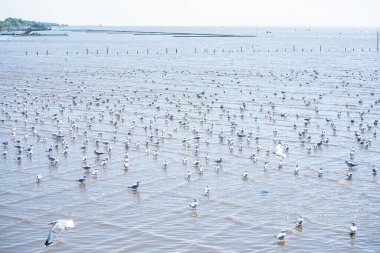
[0,27,380,252]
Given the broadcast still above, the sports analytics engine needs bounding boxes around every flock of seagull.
[0,65,378,248]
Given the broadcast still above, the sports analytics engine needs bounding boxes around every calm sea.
[0,27,379,252]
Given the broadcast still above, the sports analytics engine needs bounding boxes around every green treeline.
[0,17,59,30]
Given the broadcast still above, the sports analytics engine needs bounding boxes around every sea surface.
[0,27,380,252]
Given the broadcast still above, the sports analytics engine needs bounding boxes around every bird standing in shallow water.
[189,198,198,210]
[204,186,210,196]
[264,162,269,171]
[214,158,223,164]
[82,165,92,170]
[294,164,299,175]
[295,216,303,227]
[92,169,98,178]
[349,222,357,235]
[186,171,191,180]
[76,176,86,184]
[94,150,105,157]
[345,161,358,169]
[372,166,378,175]
[275,230,286,242]
[318,168,323,177]
[128,181,140,191]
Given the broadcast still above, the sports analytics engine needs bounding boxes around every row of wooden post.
[21,32,380,55]
[25,46,379,56]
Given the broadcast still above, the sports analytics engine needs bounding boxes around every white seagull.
[204,185,210,196]
[189,198,198,210]
[275,230,286,242]
[186,171,191,180]
[275,143,287,158]
[296,216,304,227]
[44,219,75,247]
[349,222,357,235]
[318,168,323,177]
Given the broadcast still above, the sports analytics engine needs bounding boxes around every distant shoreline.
[63,28,256,38]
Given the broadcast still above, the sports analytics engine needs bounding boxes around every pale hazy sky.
[1,0,379,27]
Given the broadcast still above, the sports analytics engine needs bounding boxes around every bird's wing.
[44,228,55,247]
[50,220,75,233]
[51,221,66,234]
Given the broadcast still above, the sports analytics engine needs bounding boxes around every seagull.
[91,169,98,177]
[242,171,248,179]
[346,172,353,180]
[189,198,198,210]
[214,158,223,164]
[318,168,323,177]
[82,165,93,170]
[198,166,204,175]
[264,162,269,171]
[76,176,86,184]
[94,150,105,156]
[124,160,129,169]
[345,161,358,169]
[349,222,357,235]
[275,143,287,158]
[128,181,140,191]
[275,230,286,242]
[44,219,75,247]
[372,166,378,175]
[214,164,221,174]
[100,156,109,166]
[295,216,304,227]
[47,154,58,163]
[204,185,210,196]
[1,150,7,157]
[294,164,299,175]
[37,175,42,181]
[186,171,191,180]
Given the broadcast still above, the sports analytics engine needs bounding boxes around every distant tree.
[0,17,59,30]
